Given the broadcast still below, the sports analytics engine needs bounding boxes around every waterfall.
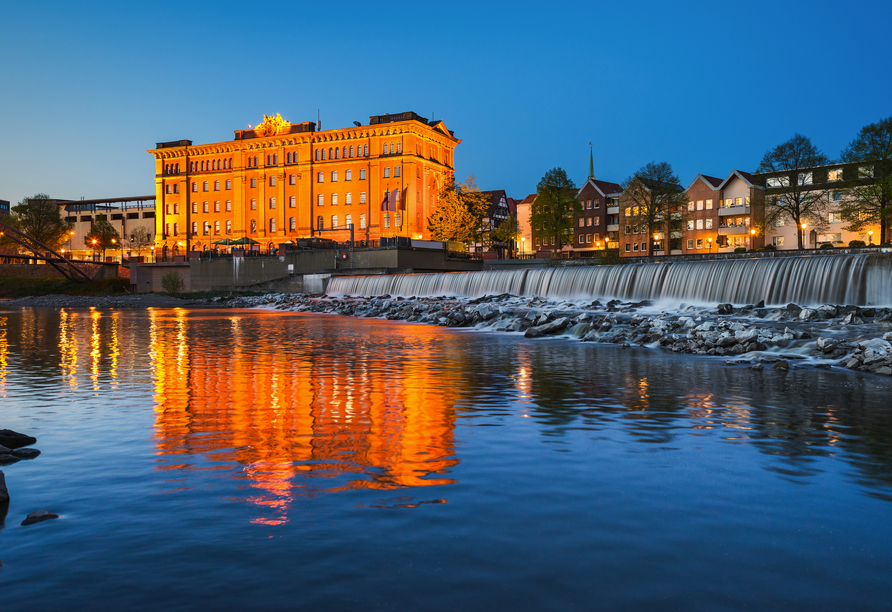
[326,253,892,307]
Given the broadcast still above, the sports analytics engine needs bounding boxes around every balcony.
[718,205,750,217]
[607,224,619,232]
[607,206,619,215]
[718,225,751,235]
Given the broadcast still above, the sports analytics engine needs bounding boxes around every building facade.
[60,196,157,260]
[148,112,460,254]
[574,177,622,254]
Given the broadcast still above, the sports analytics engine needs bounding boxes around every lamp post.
[521,236,526,257]
[869,230,874,245]
[708,237,713,253]
[91,238,98,261]
[801,222,807,249]
[654,233,660,256]
[750,228,756,250]
[69,230,75,259]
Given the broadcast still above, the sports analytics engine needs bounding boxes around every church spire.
[588,142,594,179]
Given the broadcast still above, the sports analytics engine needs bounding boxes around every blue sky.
[1,0,889,205]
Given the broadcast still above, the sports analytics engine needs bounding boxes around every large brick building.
[148,112,460,253]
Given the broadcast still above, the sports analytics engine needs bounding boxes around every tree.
[1,193,73,253]
[619,162,687,255]
[161,271,185,294]
[84,214,121,259]
[492,213,520,258]
[427,175,489,246]
[459,175,494,252]
[127,226,152,257]
[757,133,832,249]
[837,116,892,243]
[530,168,578,255]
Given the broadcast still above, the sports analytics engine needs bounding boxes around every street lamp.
[708,237,713,253]
[801,222,808,249]
[869,230,874,245]
[69,230,75,259]
[521,236,526,256]
[653,233,660,255]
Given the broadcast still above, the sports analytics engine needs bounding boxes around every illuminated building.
[148,112,461,253]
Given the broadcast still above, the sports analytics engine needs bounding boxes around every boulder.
[749,363,764,370]
[0,430,37,450]
[0,470,8,504]
[842,312,865,325]
[0,455,20,466]
[798,308,819,321]
[524,327,544,338]
[735,328,759,343]
[21,510,59,526]
[716,303,734,315]
[716,335,738,348]
[536,317,571,335]
[875,366,892,376]
[816,304,838,319]
[773,360,790,371]
[11,448,40,459]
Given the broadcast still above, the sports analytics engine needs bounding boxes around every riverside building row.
[522,159,884,257]
[147,112,460,253]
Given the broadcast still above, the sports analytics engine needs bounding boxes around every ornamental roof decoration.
[255,113,291,137]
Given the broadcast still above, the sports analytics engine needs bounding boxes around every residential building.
[575,176,622,254]
[0,199,9,217]
[147,111,460,254]
[473,190,512,259]
[681,170,764,253]
[516,193,536,256]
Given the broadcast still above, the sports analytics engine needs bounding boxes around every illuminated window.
[226,200,231,212]
[191,202,197,214]
[360,191,366,204]
[332,193,338,206]
[735,197,743,206]
[214,180,219,191]
[828,168,843,181]
[269,197,276,209]
[360,213,367,229]
[772,236,784,246]
[270,176,276,186]
[191,222,197,233]
[318,194,324,206]
[345,214,352,227]
[345,169,352,181]
[251,199,257,210]
[289,174,296,185]
[586,217,592,227]
[395,166,400,177]
[226,220,231,234]
[289,217,296,231]
[270,218,276,233]
[331,171,338,182]
[214,221,220,235]
[331,215,338,228]
[204,222,210,236]
[203,181,208,192]
[384,167,390,178]
[251,219,257,233]
[289,195,296,208]
[360,168,366,180]
[214,201,220,213]
[696,239,703,249]
[346,192,352,205]
[633,243,639,252]
[798,172,813,185]
[696,219,703,230]
[705,219,713,230]
[687,239,694,249]
[705,199,713,209]
[579,218,585,228]
[317,172,324,183]
[225,179,231,190]
[192,182,197,192]
[687,220,694,230]
[203,202,209,213]
[767,176,790,188]
[317,216,323,230]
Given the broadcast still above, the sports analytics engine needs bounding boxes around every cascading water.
[327,253,892,306]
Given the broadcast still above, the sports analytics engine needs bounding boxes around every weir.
[327,253,892,306]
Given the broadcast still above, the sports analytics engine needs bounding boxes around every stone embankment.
[225,293,892,377]
[3,294,213,308]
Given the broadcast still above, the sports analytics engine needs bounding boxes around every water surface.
[1,308,891,610]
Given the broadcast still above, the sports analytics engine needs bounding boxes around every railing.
[717,226,751,235]
[607,206,620,215]
[718,205,751,216]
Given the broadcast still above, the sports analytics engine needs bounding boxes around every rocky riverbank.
[2,294,215,308]
[224,292,892,377]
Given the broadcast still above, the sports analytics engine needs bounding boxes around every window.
[270,219,276,233]
[226,179,231,190]
[345,169,352,181]
[251,199,257,210]
[214,201,220,213]
[579,235,585,244]
[383,143,389,155]
[166,184,171,194]
[332,171,338,182]
[828,168,843,182]
[860,165,874,178]
[350,146,354,158]
[774,217,785,227]
[687,220,695,231]
[289,217,296,231]
[192,202,198,214]
[625,207,632,217]
[203,181,209,192]
[191,222,198,234]
[586,234,592,243]
[192,182,198,192]
[705,219,713,230]
[640,242,647,251]
[360,213,367,229]
[360,191,366,204]
[328,148,333,160]
[818,233,842,243]
[315,150,319,161]
[289,195,296,208]
[772,236,784,247]
[332,193,338,206]
[343,214,351,229]
[829,212,842,223]
[317,194,325,207]
[725,198,733,207]
[251,178,257,188]
[624,243,630,252]
[173,223,179,236]
[317,172,324,183]
[174,184,179,194]
[594,217,600,225]
[696,239,703,249]
[251,219,257,232]
[687,201,695,211]
[384,212,391,228]
[697,200,704,210]
[214,180,220,191]
[226,200,232,212]
[586,217,592,227]
[359,168,366,180]
[397,142,401,153]
[270,176,276,186]
[226,220,231,234]
[767,176,790,188]
[384,167,390,178]
[594,199,600,209]
[394,166,400,177]
[687,239,694,249]
[579,218,585,228]
[633,243,639,252]
[735,197,743,206]
[798,172,813,186]
[203,202,209,213]
[269,197,276,209]
[705,199,712,209]
[364,144,368,156]
[346,192,352,205]
[830,191,842,202]
[317,216,323,230]
[331,215,338,228]
[204,222,210,236]
[289,174,296,185]
[696,219,704,230]
[214,221,220,235]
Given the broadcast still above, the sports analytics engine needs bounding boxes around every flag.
[381,188,402,211]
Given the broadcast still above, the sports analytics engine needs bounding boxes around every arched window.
[350,146,354,157]
[391,141,395,153]
[270,218,276,233]
[317,194,324,206]
[345,214,352,228]
[332,193,338,206]
[360,191,366,204]
[214,221,220,235]
[289,174,296,185]
[383,143,388,155]
[364,144,368,156]
[315,150,319,161]
[321,149,325,161]
[289,217,296,231]
[359,168,366,180]
[360,213,366,229]
[334,148,339,159]
[273,154,277,165]
[317,216,324,230]
[331,215,338,228]
[342,147,347,158]
[329,148,333,159]
[269,197,276,209]
[175,163,179,174]
[226,220,231,234]
[397,142,401,153]
[345,169,352,181]
[346,192,352,205]
[251,219,257,232]
[289,195,296,208]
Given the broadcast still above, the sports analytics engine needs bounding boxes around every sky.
[1,0,890,206]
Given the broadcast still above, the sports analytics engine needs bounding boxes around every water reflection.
[147,310,460,524]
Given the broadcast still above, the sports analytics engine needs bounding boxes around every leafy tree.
[127,226,152,257]
[530,168,578,254]
[757,133,832,249]
[492,213,521,258]
[84,214,121,259]
[161,271,185,294]
[619,161,687,254]
[837,116,892,243]
[427,175,489,246]
[1,193,73,253]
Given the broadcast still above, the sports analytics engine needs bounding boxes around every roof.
[505,197,518,215]
[478,190,509,215]
[685,174,723,192]
[518,193,537,205]
[577,177,623,198]
[717,169,761,191]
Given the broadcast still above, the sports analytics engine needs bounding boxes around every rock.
[875,366,892,376]
[524,327,544,338]
[773,360,790,371]
[0,430,37,450]
[535,317,571,335]
[798,308,819,321]
[842,312,865,325]
[11,448,40,459]
[816,337,837,351]
[845,358,862,369]
[716,335,738,348]
[21,510,59,526]
[0,454,20,466]
[716,303,734,315]
[0,445,11,454]
[816,304,838,319]
[883,332,892,342]
[0,470,8,504]
[750,363,764,371]
[735,328,759,343]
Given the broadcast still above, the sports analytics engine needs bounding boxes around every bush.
[819,242,835,249]
[734,247,747,253]
[161,271,185,294]
[762,244,776,251]
[848,240,866,248]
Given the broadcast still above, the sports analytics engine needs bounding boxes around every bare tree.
[619,162,687,255]
[127,226,152,257]
[757,134,831,249]
[837,116,892,243]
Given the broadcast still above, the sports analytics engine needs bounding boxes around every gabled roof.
[577,177,623,198]
[505,197,518,215]
[478,190,509,215]
[685,174,723,192]
[717,169,760,190]
[518,193,537,205]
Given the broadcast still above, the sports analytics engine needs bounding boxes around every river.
[1,307,891,610]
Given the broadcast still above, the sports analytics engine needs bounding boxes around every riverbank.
[225,292,892,377]
[1,293,215,308]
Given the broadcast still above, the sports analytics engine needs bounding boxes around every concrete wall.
[0,262,120,280]
[130,262,191,293]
